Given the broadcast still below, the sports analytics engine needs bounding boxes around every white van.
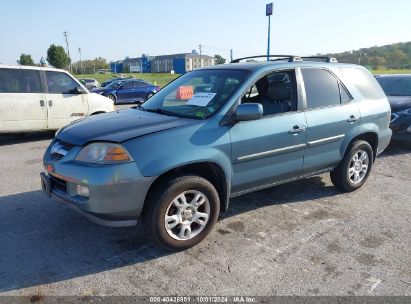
[0,65,114,133]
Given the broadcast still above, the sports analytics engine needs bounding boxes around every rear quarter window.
[0,68,43,93]
[338,67,385,100]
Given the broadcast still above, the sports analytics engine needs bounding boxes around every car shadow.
[0,132,55,147]
[221,176,340,219]
[378,141,411,158]
[0,175,340,293]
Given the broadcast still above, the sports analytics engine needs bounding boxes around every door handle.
[347,115,359,122]
[40,100,45,107]
[48,100,53,107]
[289,125,306,134]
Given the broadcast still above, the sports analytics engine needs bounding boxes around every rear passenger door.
[0,68,47,132]
[301,67,360,172]
[45,71,88,130]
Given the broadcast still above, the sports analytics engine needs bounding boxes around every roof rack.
[230,55,302,63]
[301,56,338,63]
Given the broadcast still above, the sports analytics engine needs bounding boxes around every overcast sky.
[1,0,410,64]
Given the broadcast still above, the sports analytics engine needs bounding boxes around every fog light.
[76,185,89,197]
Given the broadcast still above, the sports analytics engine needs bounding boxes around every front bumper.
[41,140,156,227]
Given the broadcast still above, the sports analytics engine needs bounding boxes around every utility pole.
[199,44,202,67]
[266,3,273,61]
[78,48,82,74]
[63,31,71,72]
[230,49,233,62]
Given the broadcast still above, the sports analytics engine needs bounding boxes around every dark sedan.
[376,74,411,143]
[92,79,160,104]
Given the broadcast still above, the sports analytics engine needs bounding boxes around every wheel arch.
[143,161,230,216]
[344,132,378,161]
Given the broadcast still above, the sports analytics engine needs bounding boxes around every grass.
[74,73,180,87]
[371,69,411,75]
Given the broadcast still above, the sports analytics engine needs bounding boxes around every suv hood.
[56,108,196,145]
[387,96,411,112]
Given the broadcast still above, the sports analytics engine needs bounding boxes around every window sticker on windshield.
[186,93,216,106]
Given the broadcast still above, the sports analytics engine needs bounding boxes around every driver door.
[45,71,88,129]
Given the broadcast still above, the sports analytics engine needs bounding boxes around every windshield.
[376,76,411,96]
[141,69,249,119]
[106,80,125,89]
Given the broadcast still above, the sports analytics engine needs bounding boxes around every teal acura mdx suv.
[41,55,392,251]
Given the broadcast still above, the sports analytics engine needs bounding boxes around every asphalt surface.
[0,133,410,297]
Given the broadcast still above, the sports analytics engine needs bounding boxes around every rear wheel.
[143,175,220,251]
[330,140,373,192]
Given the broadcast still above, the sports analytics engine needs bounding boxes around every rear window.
[0,68,43,93]
[339,67,385,100]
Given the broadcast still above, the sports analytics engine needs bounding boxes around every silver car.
[79,78,99,90]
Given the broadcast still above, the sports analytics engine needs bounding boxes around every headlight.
[76,142,133,164]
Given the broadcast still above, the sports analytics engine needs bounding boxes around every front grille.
[50,175,67,193]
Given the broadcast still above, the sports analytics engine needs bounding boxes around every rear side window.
[46,71,83,94]
[302,68,341,108]
[0,68,43,93]
[339,67,385,100]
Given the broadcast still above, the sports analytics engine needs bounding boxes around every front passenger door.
[230,70,307,194]
[45,71,88,130]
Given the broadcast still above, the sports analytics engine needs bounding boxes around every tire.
[143,175,220,251]
[330,140,374,192]
[146,92,154,100]
[107,94,116,103]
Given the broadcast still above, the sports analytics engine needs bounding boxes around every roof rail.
[231,55,302,63]
[301,56,338,63]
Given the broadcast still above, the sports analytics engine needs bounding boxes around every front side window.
[0,68,43,93]
[376,76,411,96]
[142,69,249,119]
[46,71,83,94]
[302,68,341,109]
[241,70,296,116]
[121,81,134,89]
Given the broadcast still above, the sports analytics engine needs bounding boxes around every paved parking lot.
[0,133,410,297]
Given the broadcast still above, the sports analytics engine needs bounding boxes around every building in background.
[110,51,215,74]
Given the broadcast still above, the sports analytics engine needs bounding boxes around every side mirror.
[70,87,86,94]
[234,103,263,122]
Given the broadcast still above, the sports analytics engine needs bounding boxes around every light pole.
[266,3,273,61]
[63,31,71,72]
[78,48,82,74]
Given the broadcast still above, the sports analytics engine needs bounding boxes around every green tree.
[72,57,109,74]
[368,56,387,69]
[47,44,71,69]
[17,54,35,66]
[214,54,226,64]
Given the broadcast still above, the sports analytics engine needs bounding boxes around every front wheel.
[330,140,373,192]
[146,92,154,100]
[107,94,116,103]
[143,175,220,251]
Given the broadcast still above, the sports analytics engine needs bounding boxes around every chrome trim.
[230,167,335,197]
[307,134,345,147]
[236,143,306,162]
[390,112,399,123]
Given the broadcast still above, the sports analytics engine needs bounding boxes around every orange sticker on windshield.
[176,86,194,100]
